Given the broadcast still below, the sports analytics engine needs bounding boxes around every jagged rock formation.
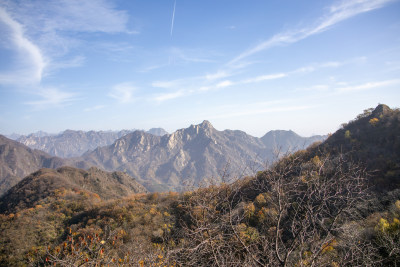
[79,121,326,191]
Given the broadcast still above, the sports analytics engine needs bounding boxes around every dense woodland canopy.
[0,104,399,266]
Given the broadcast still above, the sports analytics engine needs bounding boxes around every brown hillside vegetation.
[0,166,147,214]
[0,104,399,266]
[0,135,66,196]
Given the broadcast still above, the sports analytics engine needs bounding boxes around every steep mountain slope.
[79,121,326,191]
[0,135,66,196]
[311,104,400,190]
[0,166,147,213]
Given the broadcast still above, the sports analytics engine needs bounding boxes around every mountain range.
[0,122,325,194]
[76,121,326,191]
[16,128,168,158]
[0,104,398,266]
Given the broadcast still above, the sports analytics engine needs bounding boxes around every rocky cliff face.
[79,121,326,191]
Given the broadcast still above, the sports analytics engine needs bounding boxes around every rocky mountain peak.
[372,104,391,117]
[199,120,213,129]
[183,120,215,137]
[147,128,168,136]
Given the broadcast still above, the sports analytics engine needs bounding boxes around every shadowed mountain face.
[0,135,66,196]
[311,104,400,191]
[16,128,169,158]
[79,121,326,191]
[0,166,148,214]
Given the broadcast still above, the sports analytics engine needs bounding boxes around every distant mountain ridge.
[77,121,326,191]
[17,128,169,158]
[261,130,326,155]
[147,128,169,136]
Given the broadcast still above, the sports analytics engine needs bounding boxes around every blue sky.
[0,0,399,137]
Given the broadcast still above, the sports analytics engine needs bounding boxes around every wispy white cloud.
[229,0,395,65]
[242,73,287,84]
[109,83,136,103]
[146,58,350,103]
[26,87,78,109]
[217,60,345,87]
[336,79,400,92]
[24,0,130,34]
[0,0,134,85]
[139,63,169,73]
[153,91,184,102]
[216,80,234,88]
[205,70,232,81]
[140,47,216,74]
[0,7,46,84]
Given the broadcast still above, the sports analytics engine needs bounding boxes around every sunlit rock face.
[79,121,325,192]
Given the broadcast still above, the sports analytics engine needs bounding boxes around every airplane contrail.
[170,0,176,36]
